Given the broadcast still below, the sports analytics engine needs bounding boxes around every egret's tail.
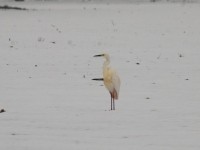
[112,89,118,100]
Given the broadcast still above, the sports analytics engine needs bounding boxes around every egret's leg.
[113,99,115,110]
[111,95,113,110]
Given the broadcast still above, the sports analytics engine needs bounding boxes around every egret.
[93,53,120,110]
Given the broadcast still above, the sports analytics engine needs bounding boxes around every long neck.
[103,59,110,72]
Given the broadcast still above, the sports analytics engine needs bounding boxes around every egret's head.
[94,53,110,61]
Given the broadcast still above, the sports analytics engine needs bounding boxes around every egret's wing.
[112,69,120,99]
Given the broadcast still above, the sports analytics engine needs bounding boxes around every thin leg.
[111,94,113,110]
[113,99,115,110]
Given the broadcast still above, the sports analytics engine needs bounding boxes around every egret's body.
[93,53,120,110]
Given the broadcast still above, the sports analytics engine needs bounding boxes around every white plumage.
[94,53,121,110]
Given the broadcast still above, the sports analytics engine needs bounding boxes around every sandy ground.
[0,1,200,150]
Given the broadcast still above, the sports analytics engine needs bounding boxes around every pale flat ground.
[0,1,200,150]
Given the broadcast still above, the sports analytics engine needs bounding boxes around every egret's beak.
[92,78,104,81]
[94,54,104,57]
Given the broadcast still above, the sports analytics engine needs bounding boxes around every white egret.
[93,53,120,110]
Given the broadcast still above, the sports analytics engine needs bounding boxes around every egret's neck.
[103,59,110,71]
